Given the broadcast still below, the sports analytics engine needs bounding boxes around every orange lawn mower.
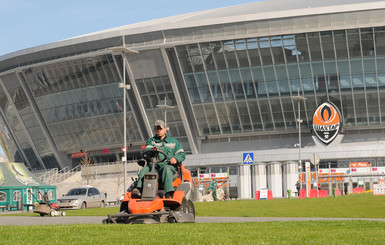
[103,147,195,224]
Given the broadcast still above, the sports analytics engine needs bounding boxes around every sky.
[0,0,259,56]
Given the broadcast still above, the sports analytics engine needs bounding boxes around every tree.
[80,154,95,186]
[111,153,124,200]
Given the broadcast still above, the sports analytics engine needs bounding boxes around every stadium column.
[253,163,267,194]
[268,162,283,198]
[239,164,252,199]
[283,162,298,198]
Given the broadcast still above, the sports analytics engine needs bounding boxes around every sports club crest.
[312,101,342,145]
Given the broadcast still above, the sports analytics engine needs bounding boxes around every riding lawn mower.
[103,147,195,224]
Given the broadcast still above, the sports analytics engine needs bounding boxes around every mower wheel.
[50,210,56,217]
[40,213,45,217]
[61,211,66,216]
[175,198,195,217]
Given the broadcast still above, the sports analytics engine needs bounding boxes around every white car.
[56,187,106,209]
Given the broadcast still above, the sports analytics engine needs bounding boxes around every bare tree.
[111,153,124,201]
[80,154,95,186]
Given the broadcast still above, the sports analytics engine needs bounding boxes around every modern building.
[1,0,385,198]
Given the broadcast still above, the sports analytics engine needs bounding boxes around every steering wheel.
[141,147,167,163]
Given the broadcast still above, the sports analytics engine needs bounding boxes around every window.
[13,191,21,201]
[0,192,6,201]
[48,190,55,200]
[37,190,44,200]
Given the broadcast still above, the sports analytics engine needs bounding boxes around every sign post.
[310,153,320,197]
[305,162,311,198]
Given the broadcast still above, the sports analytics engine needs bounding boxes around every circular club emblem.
[312,101,342,145]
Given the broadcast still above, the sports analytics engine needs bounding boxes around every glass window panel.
[299,63,312,78]
[143,78,155,94]
[360,28,374,57]
[207,71,223,102]
[283,35,297,63]
[216,103,230,133]
[287,63,299,79]
[350,59,363,75]
[263,66,275,81]
[240,68,256,99]
[365,74,377,89]
[200,43,216,71]
[176,45,193,73]
[184,74,197,88]
[374,27,385,56]
[229,69,244,99]
[223,40,238,68]
[270,36,285,64]
[235,39,249,67]
[195,73,211,103]
[278,80,290,95]
[259,99,273,130]
[334,30,348,59]
[352,75,364,90]
[266,80,279,96]
[320,31,335,60]
[363,57,376,73]
[187,44,204,72]
[379,91,385,122]
[205,104,220,134]
[354,93,367,125]
[218,70,233,101]
[226,102,241,133]
[347,29,361,58]
[378,73,385,87]
[246,38,261,66]
[302,78,314,93]
[295,33,310,62]
[248,100,262,130]
[307,32,322,61]
[366,92,380,125]
[211,42,226,69]
[290,79,301,93]
[258,37,272,65]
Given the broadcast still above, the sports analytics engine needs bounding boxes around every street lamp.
[291,89,307,190]
[156,97,175,130]
[110,46,138,193]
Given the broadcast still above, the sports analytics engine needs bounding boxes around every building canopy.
[0,162,46,187]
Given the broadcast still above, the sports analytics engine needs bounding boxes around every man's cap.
[154,120,166,129]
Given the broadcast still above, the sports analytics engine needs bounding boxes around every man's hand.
[169,157,177,165]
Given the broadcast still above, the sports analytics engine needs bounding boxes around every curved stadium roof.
[1,0,384,61]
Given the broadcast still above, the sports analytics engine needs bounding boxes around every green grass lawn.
[1,221,385,244]
[9,194,385,218]
[2,194,385,244]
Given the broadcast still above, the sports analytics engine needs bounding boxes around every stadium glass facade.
[1,0,385,197]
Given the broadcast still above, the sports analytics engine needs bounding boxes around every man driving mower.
[133,120,186,199]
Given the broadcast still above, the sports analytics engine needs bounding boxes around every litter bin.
[287,190,292,199]
[333,188,337,198]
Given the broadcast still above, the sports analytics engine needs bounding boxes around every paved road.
[1,216,385,226]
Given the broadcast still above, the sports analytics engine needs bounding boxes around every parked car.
[56,186,106,209]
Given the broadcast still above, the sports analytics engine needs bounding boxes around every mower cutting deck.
[103,148,195,224]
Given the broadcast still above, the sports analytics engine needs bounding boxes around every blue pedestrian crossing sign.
[243,153,254,164]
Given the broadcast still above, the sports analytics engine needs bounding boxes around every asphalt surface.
[1,215,385,226]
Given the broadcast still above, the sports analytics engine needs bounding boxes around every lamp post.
[291,90,307,190]
[156,97,175,130]
[110,46,138,193]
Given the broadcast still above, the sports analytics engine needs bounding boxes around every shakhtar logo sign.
[312,101,342,145]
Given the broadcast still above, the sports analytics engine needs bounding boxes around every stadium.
[1,0,385,199]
